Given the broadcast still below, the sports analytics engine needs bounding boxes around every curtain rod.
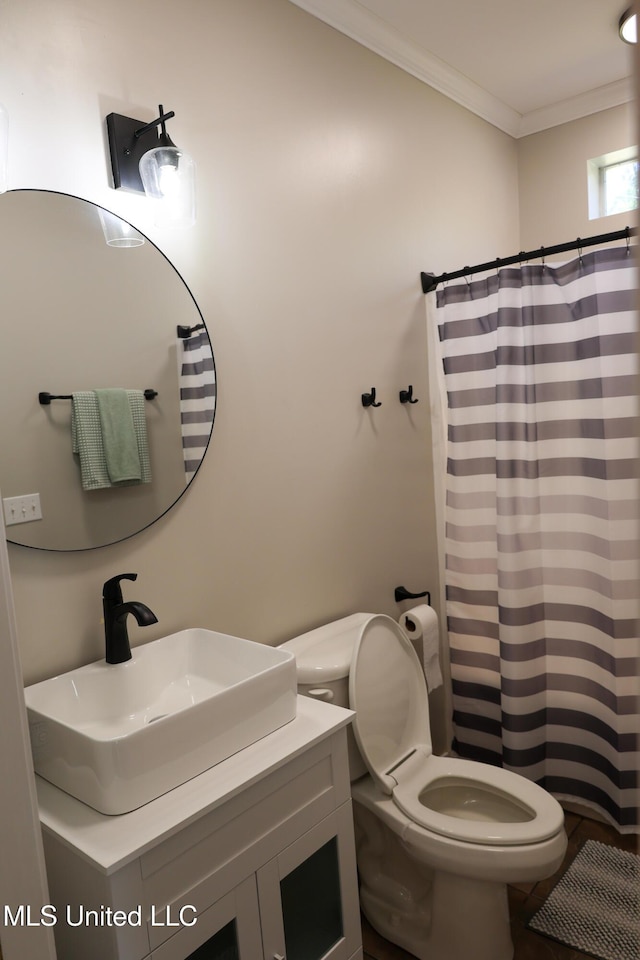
[420,225,636,294]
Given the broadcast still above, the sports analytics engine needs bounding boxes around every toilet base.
[361,872,513,960]
[355,802,514,960]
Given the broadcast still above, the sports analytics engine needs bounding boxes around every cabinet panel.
[42,831,148,960]
[257,803,361,960]
[280,836,343,959]
[150,877,262,960]
[146,753,336,949]
[183,920,237,959]
[142,737,340,880]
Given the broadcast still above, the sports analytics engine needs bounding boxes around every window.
[601,157,639,215]
[588,147,639,220]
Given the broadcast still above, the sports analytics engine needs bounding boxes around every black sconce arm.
[134,107,175,141]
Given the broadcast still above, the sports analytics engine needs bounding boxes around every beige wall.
[518,102,637,249]
[3,0,520,752]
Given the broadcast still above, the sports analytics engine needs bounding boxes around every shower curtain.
[428,245,639,834]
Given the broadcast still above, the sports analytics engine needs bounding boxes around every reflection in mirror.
[0,190,216,551]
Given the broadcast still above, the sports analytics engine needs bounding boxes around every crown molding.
[289,0,634,139]
[517,77,635,137]
[289,0,521,136]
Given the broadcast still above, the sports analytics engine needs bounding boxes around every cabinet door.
[257,803,361,960]
[151,876,263,960]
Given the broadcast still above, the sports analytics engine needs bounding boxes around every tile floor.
[361,809,639,960]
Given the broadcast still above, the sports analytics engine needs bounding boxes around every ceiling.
[288,0,636,137]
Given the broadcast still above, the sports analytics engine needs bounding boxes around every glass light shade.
[97,208,145,248]
[619,10,637,43]
[139,145,196,228]
[0,103,9,194]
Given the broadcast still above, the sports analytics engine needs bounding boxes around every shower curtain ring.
[577,238,583,266]
[540,246,546,269]
[626,227,631,255]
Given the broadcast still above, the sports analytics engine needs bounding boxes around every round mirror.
[0,190,216,551]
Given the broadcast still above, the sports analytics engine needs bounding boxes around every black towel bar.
[177,323,205,339]
[39,389,158,405]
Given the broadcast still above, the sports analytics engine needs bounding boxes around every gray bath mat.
[528,839,640,960]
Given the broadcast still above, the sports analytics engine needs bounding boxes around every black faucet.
[103,573,158,664]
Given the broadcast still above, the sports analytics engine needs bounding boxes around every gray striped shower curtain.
[430,245,639,834]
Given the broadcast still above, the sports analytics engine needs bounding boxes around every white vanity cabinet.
[37,697,362,960]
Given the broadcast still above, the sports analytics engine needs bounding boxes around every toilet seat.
[349,614,433,795]
[349,615,564,847]
[391,752,564,845]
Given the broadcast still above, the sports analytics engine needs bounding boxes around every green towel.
[95,388,141,483]
[125,390,152,484]
[71,390,151,491]
[71,392,111,491]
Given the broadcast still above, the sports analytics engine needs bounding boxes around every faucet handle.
[103,573,138,603]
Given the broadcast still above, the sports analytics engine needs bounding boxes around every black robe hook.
[399,385,419,404]
[362,387,381,408]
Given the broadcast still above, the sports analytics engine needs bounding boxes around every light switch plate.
[3,493,42,526]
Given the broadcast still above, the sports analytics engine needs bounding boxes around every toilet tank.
[279,613,370,780]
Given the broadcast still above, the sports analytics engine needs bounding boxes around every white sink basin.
[25,628,297,815]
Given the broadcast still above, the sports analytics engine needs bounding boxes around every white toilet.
[281,612,567,960]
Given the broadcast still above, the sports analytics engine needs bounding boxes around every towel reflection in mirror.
[71,389,152,491]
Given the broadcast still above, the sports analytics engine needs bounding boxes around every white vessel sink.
[25,628,297,815]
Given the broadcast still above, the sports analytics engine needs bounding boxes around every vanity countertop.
[36,695,353,876]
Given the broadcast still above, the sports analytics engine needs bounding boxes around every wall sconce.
[619,8,637,43]
[106,104,195,227]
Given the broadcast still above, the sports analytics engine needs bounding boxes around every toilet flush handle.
[308,688,334,702]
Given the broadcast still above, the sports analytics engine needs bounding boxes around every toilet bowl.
[281,612,567,960]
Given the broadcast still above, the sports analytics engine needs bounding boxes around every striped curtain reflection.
[433,245,639,834]
[178,329,216,482]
